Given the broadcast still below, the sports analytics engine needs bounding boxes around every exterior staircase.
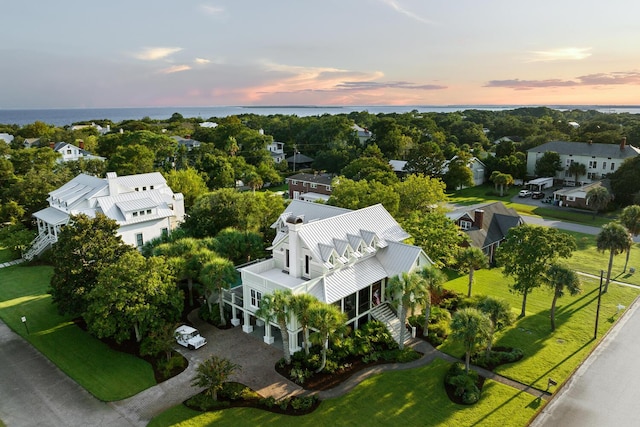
[23,233,57,261]
[370,303,412,346]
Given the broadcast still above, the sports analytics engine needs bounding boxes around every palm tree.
[386,272,428,349]
[309,302,347,372]
[586,186,612,219]
[457,247,489,297]
[619,205,640,272]
[418,266,446,337]
[256,290,294,365]
[490,171,514,197]
[191,355,240,401]
[199,257,238,326]
[450,307,491,373]
[545,264,581,331]
[568,162,586,185]
[597,222,633,293]
[477,297,513,359]
[290,293,318,356]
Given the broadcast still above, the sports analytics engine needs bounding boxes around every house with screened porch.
[230,200,433,354]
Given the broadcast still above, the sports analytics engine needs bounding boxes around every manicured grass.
[441,268,640,390]
[0,247,15,264]
[448,185,614,227]
[148,359,539,427]
[0,265,156,401]
[560,230,640,287]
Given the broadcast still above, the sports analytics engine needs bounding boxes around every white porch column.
[231,293,240,326]
[264,323,274,344]
[242,311,253,333]
[289,330,301,354]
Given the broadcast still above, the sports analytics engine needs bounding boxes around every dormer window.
[460,220,472,230]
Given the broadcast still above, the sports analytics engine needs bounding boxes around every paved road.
[531,296,640,427]
[0,321,133,427]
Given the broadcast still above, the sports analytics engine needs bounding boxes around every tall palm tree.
[477,297,513,358]
[290,293,318,356]
[619,205,640,272]
[199,257,238,326]
[450,307,491,373]
[545,264,581,331]
[586,186,612,219]
[309,302,347,372]
[256,290,294,365]
[418,266,446,337]
[386,272,428,349]
[597,222,633,293]
[457,247,489,297]
[568,162,586,185]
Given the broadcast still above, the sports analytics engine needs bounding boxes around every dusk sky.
[2,0,640,109]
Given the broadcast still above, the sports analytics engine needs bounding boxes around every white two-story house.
[526,138,640,185]
[51,141,105,163]
[25,172,185,260]
[234,200,432,354]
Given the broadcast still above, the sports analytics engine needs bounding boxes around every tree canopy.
[49,213,134,316]
[496,225,577,317]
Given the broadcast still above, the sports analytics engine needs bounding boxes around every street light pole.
[594,270,604,340]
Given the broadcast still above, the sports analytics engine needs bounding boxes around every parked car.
[532,191,544,199]
[175,325,207,350]
[518,189,532,198]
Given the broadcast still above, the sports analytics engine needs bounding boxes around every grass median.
[0,265,156,401]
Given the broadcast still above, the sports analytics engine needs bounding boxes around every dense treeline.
[2,106,640,230]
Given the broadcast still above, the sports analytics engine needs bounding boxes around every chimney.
[621,137,627,150]
[286,216,304,278]
[49,141,55,149]
[106,172,119,196]
[588,140,592,145]
[78,140,85,150]
[474,209,484,227]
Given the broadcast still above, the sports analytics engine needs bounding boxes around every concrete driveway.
[0,321,133,427]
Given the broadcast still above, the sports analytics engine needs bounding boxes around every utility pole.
[594,270,604,339]
[292,144,297,172]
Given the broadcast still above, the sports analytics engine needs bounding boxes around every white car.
[175,325,207,350]
[518,189,532,198]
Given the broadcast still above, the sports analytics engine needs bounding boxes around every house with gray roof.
[171,135,201,151]
[526,138,640,185]
[233,200,433,352]
[25,172,185,260]
[51,141,105,163]
[447,202,523,263]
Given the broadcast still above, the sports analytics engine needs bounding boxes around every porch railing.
[23,233,57,261]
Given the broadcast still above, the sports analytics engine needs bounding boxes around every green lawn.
[441,268,640,390]
[0,265,156,401]
[560,231,640,286]
[448,185,614,227]
[0,247,15,264]
[148,359,539,427]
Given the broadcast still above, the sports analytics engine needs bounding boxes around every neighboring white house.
[231,200,433,353]
[199,121,218,128]
[0,133,14,144]
[526,139,640,185]
[25,172,185,260]
[52,141,105,163]
[70,122,111,135]
[266,141,286,164]
[171,135,201,151]
[442,156,486,187]
[352,124,373,145]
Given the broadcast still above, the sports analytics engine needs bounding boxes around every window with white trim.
[250,289,262,308]
[310,183,317,189]
[460,220,472,230]
[135,233,143,248]
[304,255,310,277]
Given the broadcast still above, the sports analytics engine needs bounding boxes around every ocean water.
[0,105,639,127]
